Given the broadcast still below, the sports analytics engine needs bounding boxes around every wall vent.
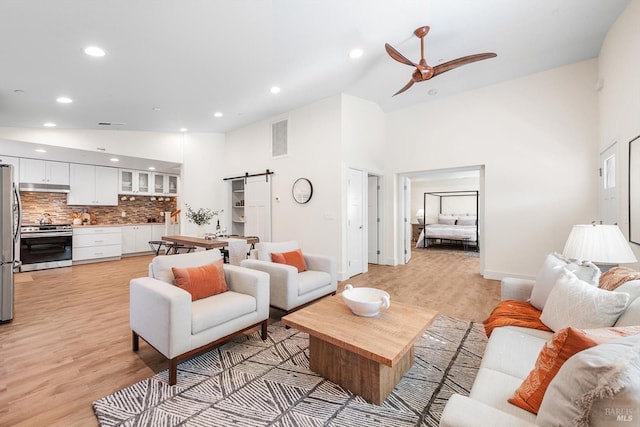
[272,119,288,157]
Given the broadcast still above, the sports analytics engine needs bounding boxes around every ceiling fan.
[385,26,497,96]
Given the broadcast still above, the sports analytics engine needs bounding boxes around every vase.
[197,225,206,237]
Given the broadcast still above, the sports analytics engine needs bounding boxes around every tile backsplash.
[20,192,178,225]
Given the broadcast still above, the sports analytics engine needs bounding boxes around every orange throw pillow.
[509,325,640,414]
[483,300,552,338]
[271,249,307,273]
[171,259,228,301]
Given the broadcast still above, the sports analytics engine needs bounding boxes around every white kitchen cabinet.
[152,173,179,196]
[0,155,20,184]
[118,169,151,195]
[19,158,69,185]
[73,227,122,263]
[67,164,118,206]
[122,225,153,254]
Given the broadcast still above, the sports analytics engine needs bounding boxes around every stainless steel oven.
[19,224,72,271]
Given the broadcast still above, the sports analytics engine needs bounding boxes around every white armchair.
[240,240,337,313]
[130,249,270,385]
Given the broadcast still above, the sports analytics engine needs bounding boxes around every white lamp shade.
[563,224,637,264]
[416,208,425,224]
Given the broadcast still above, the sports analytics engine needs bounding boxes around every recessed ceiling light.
[43,122,56,127]
[179,128,188,132]
[35,148,47,153]
[56,96,73,104]
[214,112,223,118]
[148,166,156,171]
[270,86,281,94]
[349,49,363,59]
[84,46,106,57]
[109,158,119,162]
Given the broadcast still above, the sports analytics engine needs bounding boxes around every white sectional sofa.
[440,266,640,427]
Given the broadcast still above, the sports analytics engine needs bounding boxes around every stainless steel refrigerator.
[1,164,21,321]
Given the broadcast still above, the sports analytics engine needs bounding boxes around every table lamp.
[562,224,637,271]
[416,208,425,224]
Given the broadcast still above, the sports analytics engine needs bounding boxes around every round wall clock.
[292,178,313,204]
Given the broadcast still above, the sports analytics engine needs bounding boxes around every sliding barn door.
[245,176,272,242]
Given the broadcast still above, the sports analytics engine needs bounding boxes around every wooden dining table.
[161,235,259,250]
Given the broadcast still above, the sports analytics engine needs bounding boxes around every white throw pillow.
[540,269,629,331]
[530,252,601,310]
[255,240,299,262]
[537,334,640,427]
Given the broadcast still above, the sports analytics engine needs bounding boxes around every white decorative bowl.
[342,284,390,317]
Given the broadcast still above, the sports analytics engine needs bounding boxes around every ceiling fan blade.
[385,43,417,67]
[393,79,415,96]
[432,52,497,77]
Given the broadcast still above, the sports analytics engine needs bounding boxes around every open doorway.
[398,165,485,272]
[367,174,382,264]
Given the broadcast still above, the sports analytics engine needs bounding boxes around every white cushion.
[469,368,538,424]
[615,297,640,327]
[614,279,640,303]
[479,326,549,379]
[298,270,332,296]
[540,269,630,331]
[530,252,600,310]
[255,240,299,262]
[537,334,640,427]
[150,250,222,284]
[191,291,256,334]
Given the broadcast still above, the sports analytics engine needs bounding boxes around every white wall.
[385,60,600,278]
[411,177,480,223]
[224,96,345,274]
[598,0,640,268]
[180,132,226,236]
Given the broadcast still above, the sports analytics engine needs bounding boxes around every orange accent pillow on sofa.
[172,259,228,301]
[509,325,640,414]
[271,249,307,272]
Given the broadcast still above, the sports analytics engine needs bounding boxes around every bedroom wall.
[385,60,600,278]
[411,177,480,224]
[598,0,640,269]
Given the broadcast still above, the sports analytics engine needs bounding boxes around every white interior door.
[347,168,364,277]
[245,176,272,242]
[367,175,379,264]
[599,143,618,225]
[404,176,412,263]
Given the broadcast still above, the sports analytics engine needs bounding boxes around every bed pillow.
[457,217,477,226]
[438,214,457,225]
[537,334,640,427]
[540,269,629,331]
[530,252,601,310]
[599,266,640,291]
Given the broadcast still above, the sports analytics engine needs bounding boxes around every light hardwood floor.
[0,248,500,426]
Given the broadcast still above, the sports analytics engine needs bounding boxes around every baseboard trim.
[483,270,535,281]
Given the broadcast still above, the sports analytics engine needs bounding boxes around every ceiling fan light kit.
[385,25,497,96]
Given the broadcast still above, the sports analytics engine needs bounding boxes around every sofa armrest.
[440,394,537,427]
[129,277,192,358]
[223,264,270,315]
[303,253,337,284]
[501,277,535,302]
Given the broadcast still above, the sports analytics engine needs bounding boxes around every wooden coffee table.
[282,293,437,404]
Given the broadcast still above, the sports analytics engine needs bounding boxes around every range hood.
[19,182,70,193]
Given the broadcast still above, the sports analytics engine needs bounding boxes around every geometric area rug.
[93,315,487,427]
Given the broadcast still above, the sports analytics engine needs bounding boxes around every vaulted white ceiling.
[0,0,630,134]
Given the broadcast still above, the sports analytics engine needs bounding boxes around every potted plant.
[184,204,222,236]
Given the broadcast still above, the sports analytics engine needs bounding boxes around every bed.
[415,191,479,251]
